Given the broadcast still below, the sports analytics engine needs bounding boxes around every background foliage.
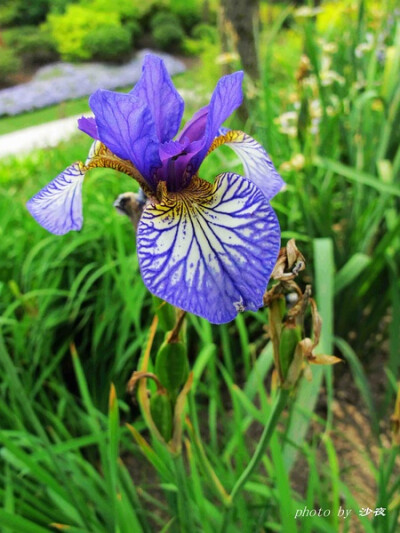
[0,0,210,75]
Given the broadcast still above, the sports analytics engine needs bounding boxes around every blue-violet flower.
[27,54,283,324]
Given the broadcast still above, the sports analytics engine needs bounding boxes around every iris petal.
[188,71,244,174]
[26,162,86,235]
[130,54,184,143]
[77,116,99,140]
[89,89,161,185]
[137,173,280,324]
[176,105,208,143]
[208,130,285,200]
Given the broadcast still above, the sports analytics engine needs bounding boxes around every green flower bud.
[155,339,188,393]
[150,391,173,442]
[152,296,176,332]
[279,325,302,380]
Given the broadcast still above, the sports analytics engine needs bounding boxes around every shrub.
[150,11,181,31]
[152,23,185,51]
[84,0,137,21]
[191,23,217,43]
[0,0,50,26]
[0,48,22,86]
[49,0,79,15]
[0,4,18,27]
[2,26,33,49]
[3,26,58,66]
[124,19,142,42]
[169,1,202,32]
[81,0,143,41]
[84,25,132,63]
[150,11,185,51]
[133,0,169,31]
[46,5,121,61]
[184,24,218,56]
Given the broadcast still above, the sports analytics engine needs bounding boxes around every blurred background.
[0,1,399,532]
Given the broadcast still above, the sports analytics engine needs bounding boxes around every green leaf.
[314,157,400,197]
[0,511,50,533]
[335,253,372,294]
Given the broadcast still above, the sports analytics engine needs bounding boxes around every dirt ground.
[291,350,399,532]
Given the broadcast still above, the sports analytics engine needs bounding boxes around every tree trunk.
[220,0,260,80]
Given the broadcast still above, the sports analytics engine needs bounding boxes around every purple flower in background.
[27,54,283,324]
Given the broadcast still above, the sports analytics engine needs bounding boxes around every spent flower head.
[27,54,283,324]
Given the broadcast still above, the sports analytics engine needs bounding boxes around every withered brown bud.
[296,54,312,83]
[271,238,306,281]
[114,192,146,231]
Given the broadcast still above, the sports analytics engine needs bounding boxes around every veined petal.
[188,71,244,174]
[137,173,280,324]
[89,89,161,185]
[176,105,208,143]
[85,139,102,164]
[159,139,189,161]
[130,54,184,143]
[27,139,157,235]
[209,130,284,200]
[26,162,86,235]
[78,116,99,140]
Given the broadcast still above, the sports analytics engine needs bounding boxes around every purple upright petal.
[176,105,209,143]
[78,116,99,140]
[26,163,85,235]
[188,71,244,173]
[137,173,280,324]
[156,138,192,187]
[130,54,184,143]
[89,89,161,183]
[159,139,189,162]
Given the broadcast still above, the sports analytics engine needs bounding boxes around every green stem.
[187,396,231,506]
[228,387,290,503]
[172,453,194,532]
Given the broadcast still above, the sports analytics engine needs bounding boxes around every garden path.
[0,50,186,159]
[0,50,185,116]
[0,113,91,158]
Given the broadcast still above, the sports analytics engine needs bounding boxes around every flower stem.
[228,387,290,503]
[172,452,194,532]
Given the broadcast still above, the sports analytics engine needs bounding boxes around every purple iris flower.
[27,54,283,324]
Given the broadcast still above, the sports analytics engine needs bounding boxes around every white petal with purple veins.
[210,130,285,200]
[137,173,281,324]
[26,163,86,235]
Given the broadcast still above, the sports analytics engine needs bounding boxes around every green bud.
[152,296,176,332]
[150,392,173,442]
[279,325,302,380]
[155,339,188,392]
